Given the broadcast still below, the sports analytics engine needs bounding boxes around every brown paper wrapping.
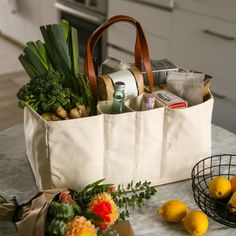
[112,221,135,236]
[0,189,135,236]
[0,189,65,236]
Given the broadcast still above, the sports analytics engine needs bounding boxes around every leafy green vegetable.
[17,70,83,114]
[17,20,95,116]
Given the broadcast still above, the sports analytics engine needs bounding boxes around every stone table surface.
[0,124,236,235]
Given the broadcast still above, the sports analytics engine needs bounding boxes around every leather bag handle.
[84,15,154,101]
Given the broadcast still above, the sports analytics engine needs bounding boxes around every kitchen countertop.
[0,123,236,235]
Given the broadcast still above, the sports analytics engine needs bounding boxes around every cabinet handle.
[203,29,235,41]
[212,91,227,99]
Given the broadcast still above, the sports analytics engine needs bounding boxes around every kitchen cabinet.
[170,2,236,133]
[0,0,58,44]
[107,0,173,63]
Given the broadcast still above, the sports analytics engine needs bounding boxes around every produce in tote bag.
[17,20,94,120]
[0,179,156,236]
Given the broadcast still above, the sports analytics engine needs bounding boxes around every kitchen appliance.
[55,0,107,68]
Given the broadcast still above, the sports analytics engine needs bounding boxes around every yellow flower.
[64,216,97,236]
[89,192,119,229]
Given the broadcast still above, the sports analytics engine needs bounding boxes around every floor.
[0,36,28,131]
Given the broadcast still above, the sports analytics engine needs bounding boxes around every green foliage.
[112,181,157,220]
[73,179,114,211]
[17,70,83,114]
[17,20,94,114]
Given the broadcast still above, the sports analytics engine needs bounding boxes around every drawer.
[171,10,236,86]
[108,24,170,60]
[108,0,172,39]
[176,0,236,22]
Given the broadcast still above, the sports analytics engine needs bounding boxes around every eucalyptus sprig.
[112,181,157,220]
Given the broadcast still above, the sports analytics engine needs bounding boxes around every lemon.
[208,176,231,199]
[183,210,208,236]
[158,200,188,223]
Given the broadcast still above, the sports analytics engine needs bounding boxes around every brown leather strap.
[88,15,142,69]
[84,15,154,101]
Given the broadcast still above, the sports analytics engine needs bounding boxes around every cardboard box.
[111,221,135,236]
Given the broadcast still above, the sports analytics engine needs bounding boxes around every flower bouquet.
[0,179,156,236]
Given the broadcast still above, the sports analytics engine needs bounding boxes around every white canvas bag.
[24,94,213,190]
[24,15,213,190]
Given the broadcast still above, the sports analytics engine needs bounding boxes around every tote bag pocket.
[104,112,136,185]
[161,93,214,181]
[24,105,104,190]
[125,94,165,183]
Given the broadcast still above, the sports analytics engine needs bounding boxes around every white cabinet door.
[108,0,172,39]
[40,0,59,25]
[5,4,27,43]
[108,24,170,60]
[0,0,58,43]
[0,2,8,33]
[170,10,236,86]
[23,0,58,42]
[176,0,236,22]
[108,0,172,60]
[21,0,42,42]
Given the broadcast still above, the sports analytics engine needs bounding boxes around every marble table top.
[0,124,236,235]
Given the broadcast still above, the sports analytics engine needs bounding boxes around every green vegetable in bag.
[17,20,95,118]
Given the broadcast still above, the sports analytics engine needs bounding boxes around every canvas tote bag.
[24,15,213,191]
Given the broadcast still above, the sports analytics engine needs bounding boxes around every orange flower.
[64,216,97,236]
[89,192,119,229]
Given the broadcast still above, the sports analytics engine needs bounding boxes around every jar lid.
[114,81,125,90]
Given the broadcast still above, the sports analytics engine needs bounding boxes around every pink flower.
[59,191,73,204]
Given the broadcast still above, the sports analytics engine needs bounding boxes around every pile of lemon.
[157,175,236,236]
[158,200,208,236]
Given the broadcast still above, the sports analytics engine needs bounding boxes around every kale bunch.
[17,70,83,114]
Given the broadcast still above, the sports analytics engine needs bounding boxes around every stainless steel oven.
[55,0,107,69]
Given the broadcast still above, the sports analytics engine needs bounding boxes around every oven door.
[55,1,107,68]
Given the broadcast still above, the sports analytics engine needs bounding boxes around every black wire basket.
[192,154,236,228]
